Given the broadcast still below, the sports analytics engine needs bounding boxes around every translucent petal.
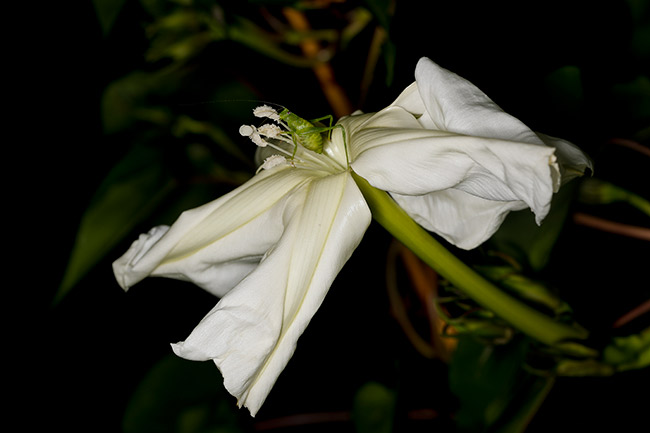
[171,172,371,415]
[413,57,544,145]
[349,106,558,224]
[112,166,312,296]
[537,132,593,185]
[391,189,527,250]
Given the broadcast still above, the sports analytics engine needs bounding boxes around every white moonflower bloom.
[345,58,592,249]
[113,57,590,416]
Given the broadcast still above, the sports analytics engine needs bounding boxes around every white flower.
[114,117,371,416]
[113,57,590,416]
[345,57,592,249]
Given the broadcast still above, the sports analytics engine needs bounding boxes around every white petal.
[171,172,371,416]
[389,82,425,117]
[339,107,419,160]
[112,165,312,296]
[113,225,170,288]
[414,57,544,145]
[537,132,593,185]
[391,189,527,250]
[350,106,558,224]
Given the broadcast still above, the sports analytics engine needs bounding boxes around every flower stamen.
[256,155,288,173]
[253,105,281,121]
[239,124,301,161]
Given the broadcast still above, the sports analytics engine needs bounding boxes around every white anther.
[239,124,268,147]
[253,105,281,121]
[257,155,288,172]
[258,123,284,138]
[258,123,295,146]
[239,124,254,137]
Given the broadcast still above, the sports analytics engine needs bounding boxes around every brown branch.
[613,299,650,328]
[282,8,354,118]
[399,244,457,361]
[573,213,650,241]
[608,138,650,158]
[386,241,437,358]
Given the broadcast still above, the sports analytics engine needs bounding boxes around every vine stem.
[352,172,589,346]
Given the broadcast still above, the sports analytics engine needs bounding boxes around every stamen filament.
[266,142,301,160]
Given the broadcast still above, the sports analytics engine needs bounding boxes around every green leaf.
[363,0,394,31]
[489,375,555,433]
[556,359,615,376]
[341,8,373,49]
[544,66,584,118]
[101,69,184,134]
[449,337,530,431]
[352,382,396,433]
[610,75,650,124]
[603,328,650,371]
[173,116,251,166]
[489,182,577,271]
[93,0,127,37]
[227,17,316,68]
[56,145,175,304]
[101,71,159,134]
[123,355,246,433]
[476,266,571,316]
[578,177,650,216]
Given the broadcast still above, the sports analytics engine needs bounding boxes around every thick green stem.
[352,172,588,346]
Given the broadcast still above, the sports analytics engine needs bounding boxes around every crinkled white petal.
[113,225,170,281]
[536,132,593,185]
[348,106,559,225]
[388,82,425,118]
[171,172,371,416]
[112,165,312,297]
[412,57,545,145]
[339,58,592,248]
[391,189,528,250]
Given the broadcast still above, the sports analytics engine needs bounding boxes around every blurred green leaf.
[489,182,577,271]
[363,0,394,31]
[610,75,650,125]
[550,341,599,359]
[445,317,513,344]
[544,65,583,118]
[352,382,396,433]
[173,115,251,166]
[382,39,396,86]
[603,327,650,371]
[476,266,571,316]
[554,329,650,376]
[93,0,127,37]
[139,0,174,18]
[123,355,246,433]
[145,6,324,67]
[228,16,317,67]
[578,177,650,216]
[626,0,650,60]
[556,359,615,376]
[488,376,555,433]
[449,337,533,432]
[102,71,171,134]
[340,7,373,49]
[145,8,218,63]
[56,145,175,304]
[149,31,215,63]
